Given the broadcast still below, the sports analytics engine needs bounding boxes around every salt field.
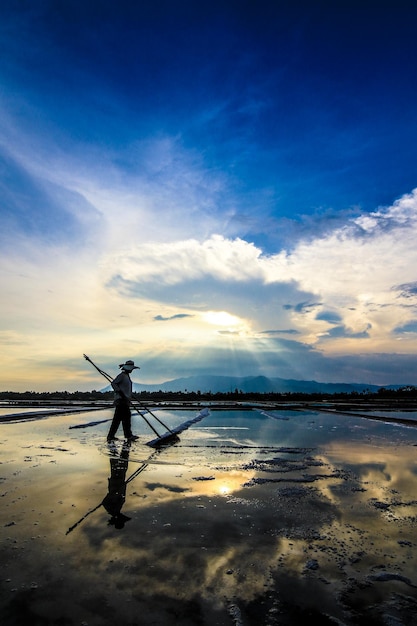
[1,404,417,624]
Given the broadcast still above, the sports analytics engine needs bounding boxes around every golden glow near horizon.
[2,177,417,392]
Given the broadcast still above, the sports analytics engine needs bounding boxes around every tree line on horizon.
[1,386,417,402]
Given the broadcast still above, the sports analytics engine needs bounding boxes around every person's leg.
[107,406,122,440]
[120,404,133,439]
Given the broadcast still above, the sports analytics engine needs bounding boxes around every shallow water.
[1,406,417,624]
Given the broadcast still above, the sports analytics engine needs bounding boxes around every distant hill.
[102,374,395,395]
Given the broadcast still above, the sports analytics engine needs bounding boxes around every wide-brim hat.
[119,360,140,371]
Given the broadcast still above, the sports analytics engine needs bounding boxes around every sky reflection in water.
[1,407,417,624]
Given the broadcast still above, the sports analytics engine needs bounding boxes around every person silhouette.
[107,359,140,442]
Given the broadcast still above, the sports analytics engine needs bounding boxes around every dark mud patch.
[144,482,190,494]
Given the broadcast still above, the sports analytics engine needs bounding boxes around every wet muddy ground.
[1,404,417,625]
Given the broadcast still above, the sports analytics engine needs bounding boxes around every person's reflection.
[66,442,155,536]
[102,441,132,529]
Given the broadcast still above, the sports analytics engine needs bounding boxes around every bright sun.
[202,311,241,327]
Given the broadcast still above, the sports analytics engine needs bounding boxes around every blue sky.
[1,1,417,391]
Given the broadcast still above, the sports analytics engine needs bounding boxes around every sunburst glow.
[1,3,417,390]
[202,311,242,327]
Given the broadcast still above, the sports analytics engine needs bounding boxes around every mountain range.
[103,375,400,395]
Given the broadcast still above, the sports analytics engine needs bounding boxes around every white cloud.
[274,191,417,346]
[105,189,417,355]
[104,235,264,285]
[1,92,417,389]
